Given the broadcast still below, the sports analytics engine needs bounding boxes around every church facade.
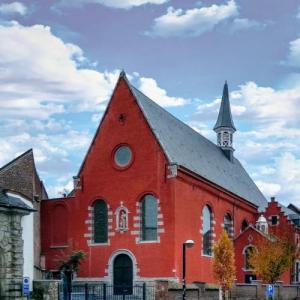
[41,72,300,286]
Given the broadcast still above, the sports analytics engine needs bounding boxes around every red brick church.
[41,72,300,286]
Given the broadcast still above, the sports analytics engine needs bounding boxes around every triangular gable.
[0,148,33,174]
[0,149,47,200]
[77,72,170,177]
[234,225,273,243]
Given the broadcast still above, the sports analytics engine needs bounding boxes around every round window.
[114,145,132,167]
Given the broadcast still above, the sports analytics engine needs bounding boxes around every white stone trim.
[130,230,140,235]
[137,238,160,244]
[88,241,110,246]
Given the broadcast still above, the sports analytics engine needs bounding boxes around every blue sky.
[0,0,300,206]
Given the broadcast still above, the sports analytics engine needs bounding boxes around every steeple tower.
[213,81,236,162]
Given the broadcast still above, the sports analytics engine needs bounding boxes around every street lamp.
[182,240,195,300]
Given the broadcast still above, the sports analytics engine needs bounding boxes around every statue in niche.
[119,209,127,230]
[116,205,128,232]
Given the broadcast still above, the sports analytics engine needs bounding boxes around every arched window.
[224,213,233,238]
[241,219,249,232]
[52,204,68,245]
[244,246,255,270]
[202,205,212,256]
[93,200,108,243]
[141,195,158,241]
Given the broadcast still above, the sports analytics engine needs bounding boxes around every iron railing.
[60,282,155,300]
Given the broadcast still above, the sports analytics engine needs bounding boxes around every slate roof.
[129,82,267,211]
[279,204,300,221]
[213,81,236,131]
[0,188,34,211]
[288,203,300,215]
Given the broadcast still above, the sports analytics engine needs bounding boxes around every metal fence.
[60,283,155,300]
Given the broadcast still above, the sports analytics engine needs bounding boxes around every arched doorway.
[113,254,133,295]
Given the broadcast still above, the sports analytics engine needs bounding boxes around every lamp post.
[182,239,195,300]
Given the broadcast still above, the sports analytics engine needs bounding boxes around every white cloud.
[196,81,300,124]
[47,179,73,198]
[277,153,300,183]
[0,22,120,119]
[255,180,281,198]
[0,2,27,16]
[147,0,238,37]
[138,77,189,107]
[234,82,300,121]
[274,153,300,204]
[0,21,189,118]
[54,0,168,10]
[286,38,300,67]
[230,18,265,32]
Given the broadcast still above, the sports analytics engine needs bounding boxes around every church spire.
[213,81,236,162]
[213,81,236,131]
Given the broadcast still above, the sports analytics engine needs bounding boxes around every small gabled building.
[0,149,48,298]
[235,197,300,284]
[41,72,269,285]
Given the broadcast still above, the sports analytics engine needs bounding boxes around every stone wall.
[0,208,28,300]
[165,281,300,300]
[32,280,61,300]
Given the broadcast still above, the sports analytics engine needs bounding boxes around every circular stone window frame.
[112,144,134,170]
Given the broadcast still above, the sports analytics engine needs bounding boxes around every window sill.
[89,242,109,246]
[138,240,159,244]
[201,254,213,258]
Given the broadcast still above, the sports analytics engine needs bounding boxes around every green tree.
[58,250,86,298]
[58,250,86,274]
[213,230,236,300]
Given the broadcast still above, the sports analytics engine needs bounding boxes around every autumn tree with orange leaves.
[248,236,294,284]
[213,230,236,300]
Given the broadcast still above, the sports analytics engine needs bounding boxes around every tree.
[213,230,236,300]
[248,236,294,284]
[58,250,86,300]
[58,250,86,274]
